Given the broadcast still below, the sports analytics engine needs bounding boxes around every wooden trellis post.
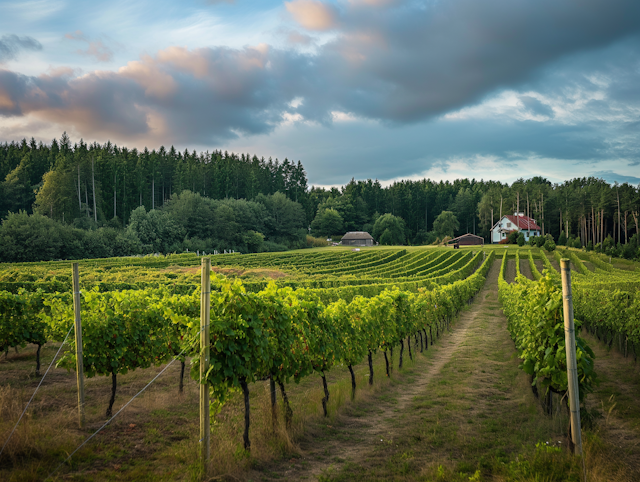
[72,263,85,428]
[560,259,583,455]
[200,258,211,475]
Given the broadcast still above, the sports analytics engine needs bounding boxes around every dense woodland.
[0,134,639,262]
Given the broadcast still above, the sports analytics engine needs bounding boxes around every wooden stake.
[200,258,211,475]
[72,263,85,428]
[560,259,583,455]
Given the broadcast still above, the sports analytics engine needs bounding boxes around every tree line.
[0,134,639,262]
[0,133,308,226]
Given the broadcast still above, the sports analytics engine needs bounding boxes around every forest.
[0,134,639,262]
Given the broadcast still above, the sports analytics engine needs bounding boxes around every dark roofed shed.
[341,231,374,246]
[447,233,485,246]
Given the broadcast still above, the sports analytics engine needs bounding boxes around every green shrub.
[544,239,556,252]
[306,235,328,248]
[558,230,567,246]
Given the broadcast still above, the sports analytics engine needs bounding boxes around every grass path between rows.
[252,261,575,481]
[584,332,640,474]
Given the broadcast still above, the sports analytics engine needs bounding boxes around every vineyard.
[1,245,640,480]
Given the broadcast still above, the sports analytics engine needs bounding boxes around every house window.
[502,233,506,238]
[506,223,511,228]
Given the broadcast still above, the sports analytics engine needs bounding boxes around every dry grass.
[0,385,84,478]
[0,340,398,481]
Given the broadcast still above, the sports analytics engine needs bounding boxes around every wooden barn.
[341,231,374,247]
[447,233,485,247]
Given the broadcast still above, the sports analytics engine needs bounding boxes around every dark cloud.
[1,0,640,146]
[292,0,640,124]
[0,35,42,63]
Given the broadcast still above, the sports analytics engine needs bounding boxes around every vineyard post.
[72,263,85,428]
[560,259,583,455]
[200,257,211,475]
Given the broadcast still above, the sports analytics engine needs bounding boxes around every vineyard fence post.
[72,263,85,428]
[560,259,583,455]
[200,257,211,475]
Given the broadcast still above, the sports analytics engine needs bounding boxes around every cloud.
[284,29,316,46]
[1,0,640,152]
[591,171,640,185]
[285,0,338,31]
[0,35,42,63]
[64,31,114,62]
[0,44,312,143]
[293,0,640,124]
[348,0,398,6]
[519,96,554,119]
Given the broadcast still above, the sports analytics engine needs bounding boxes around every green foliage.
[574,288,640,346]
[254,192,306,245]
[373,213,406,245]
[432,211,459,239]
[244,231,265,253]
[498,252,597,402]
[544,239,556,252]
[412,229,438,245]
[503,442,579,481]
[127,206,185,253]
[0,290,46,355]
[310,208,344,238]
[507,230,519,244]
[1,247,496,429]
[517,233,525,246]
[0,211,142,263]
[306,235,328,248]
[43,288,182,378]
[622,235,638,259]
[558,230,567,246]
[3,135,640,264]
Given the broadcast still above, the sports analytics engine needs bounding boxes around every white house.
[491,213,542,244]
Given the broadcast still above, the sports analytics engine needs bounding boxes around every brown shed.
[447,233,485,246]
[341,231,374,247]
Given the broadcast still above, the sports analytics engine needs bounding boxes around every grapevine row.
[2,251,493,449]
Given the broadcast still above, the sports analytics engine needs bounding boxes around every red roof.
[504,215,541,231]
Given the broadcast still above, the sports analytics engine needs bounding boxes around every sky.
[1,0,639,187]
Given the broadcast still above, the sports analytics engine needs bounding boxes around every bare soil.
[504,259,517,283]
[519,259,535,280]
[534,259,545,275]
